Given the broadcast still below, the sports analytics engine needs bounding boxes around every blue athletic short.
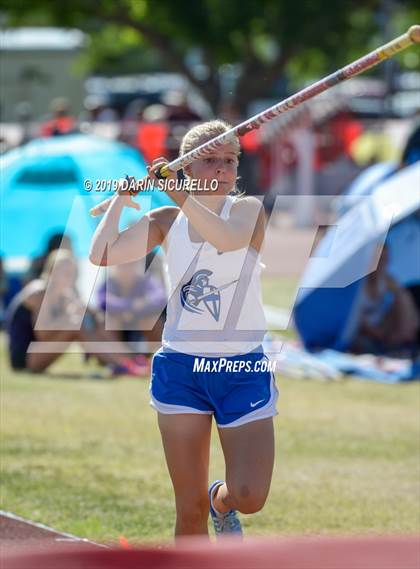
[150,346,279,428]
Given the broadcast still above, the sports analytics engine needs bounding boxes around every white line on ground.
[0,510,108,548]
[264,304,292,329]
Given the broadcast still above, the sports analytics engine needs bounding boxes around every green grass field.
[1,331,419,543]
[261,276,298,312]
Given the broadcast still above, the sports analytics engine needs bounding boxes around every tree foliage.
[3,0,419,114]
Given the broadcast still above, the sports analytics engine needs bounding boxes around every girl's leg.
[158,412,212,537]
[213,417,275,515]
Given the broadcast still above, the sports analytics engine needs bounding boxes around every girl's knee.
[238,497,266,514]
[229,483,268,514]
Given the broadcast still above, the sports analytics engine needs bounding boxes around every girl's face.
[184,141,239,195]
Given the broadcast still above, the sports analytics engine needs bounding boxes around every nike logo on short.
[250,399,265,408]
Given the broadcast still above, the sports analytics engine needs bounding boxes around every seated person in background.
[39,97,76,137]
[0,255,23,314]
[354,245,419,354]
[96,256,167,366]
[6,250,146,376]
[0,256,7,325]
[25,232,74,283]
[389,209,420,346]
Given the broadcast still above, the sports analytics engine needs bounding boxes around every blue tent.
[0,134,172,258]
[294,162,420,352]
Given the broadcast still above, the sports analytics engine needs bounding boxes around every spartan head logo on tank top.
[180,269,238,322]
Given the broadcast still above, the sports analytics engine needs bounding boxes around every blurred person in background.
[82,95,118,123]
[25,232,74,283]
[39,97,76,137]
[96,254,167,370]
[165,96,204,162]
[353,245,419,355]
[0,135,11,154]
[15,101,33,145]
[314,111,363,202]
[162,91,202,123]
[400,123,420,167]
[135,103,170,163]
[6,249,146,376]
[119,98,147,146]
[0,256,8,326]
[0,255,25,318]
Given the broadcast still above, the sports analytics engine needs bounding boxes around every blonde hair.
[180,120,240,157]
[180,120,242,195]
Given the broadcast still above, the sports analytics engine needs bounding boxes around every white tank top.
[162,196,266,356]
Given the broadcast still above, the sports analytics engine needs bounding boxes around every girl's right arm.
[89,191,177,266]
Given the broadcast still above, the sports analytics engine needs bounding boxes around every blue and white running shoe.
[208,480,243,538]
